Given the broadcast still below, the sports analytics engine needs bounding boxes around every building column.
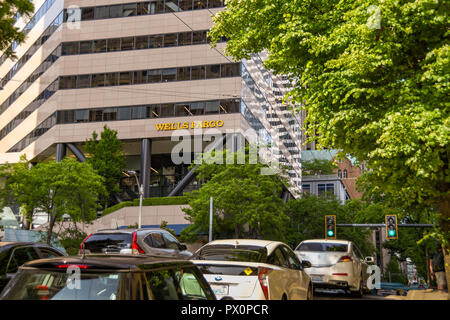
[140,138,152,198]
[55,143,66,162]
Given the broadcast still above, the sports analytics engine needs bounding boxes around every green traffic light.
[388,230,396,237]
[327,230,334,237]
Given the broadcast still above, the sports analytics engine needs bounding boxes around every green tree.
[0,0,34,60]
[209,0,449,290]
[0,158,106,244]
[285,196,375,255]
[85,125,126,208]
[181,150,289,242]
[302,159,337,176]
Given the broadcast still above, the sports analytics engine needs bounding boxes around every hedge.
[102,196,189,216]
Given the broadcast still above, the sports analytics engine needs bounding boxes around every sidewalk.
[386,289,449,300]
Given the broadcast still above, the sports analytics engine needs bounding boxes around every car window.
[353,245,363,260]
[280,246,302,270]
[192,245,267,262]
[1,269,122,300]
[0,247,13,274]
[83,233,132,253]
[296,242,348,252]
[143,267,214,300]
[267,247,289,268]
[162,232,180,250]
[6,247,40,273]
[38,248,62,259]
[150,233,165,249]
[143,235,154,247]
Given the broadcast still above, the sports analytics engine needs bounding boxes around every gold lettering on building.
[156,120,224,131]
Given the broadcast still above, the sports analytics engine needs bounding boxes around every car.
[79,228,192,259]
[191,239,313,300]
[0,254,217,300]
[294,239,373,297]
[0,241,67,292]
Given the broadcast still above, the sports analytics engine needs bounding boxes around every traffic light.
[325,215,336,239]
[385,215,398,239]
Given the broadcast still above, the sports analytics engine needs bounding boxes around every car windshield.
[84,233,132,253]
[192,245,267,262]
[296,242,348,252]
[1,269,122,300]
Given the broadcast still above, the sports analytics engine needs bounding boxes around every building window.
[148,70,162,83]
[62,42,79,55]
[343,169,348,178]
[133,70,148,84]
[162,68,177,82]
[89,109,103,121]
[92,74,105,87]
[135,36,149,49]
[149,35,163,48]
[338,169,342,178]
[121,37,135,51]
[132,106,147,119]
[302,184,310,194]
[107,38,121,52]
[93,39,107,53]
[122,3,137,16]
[192,31,207,44]
[189,102,204,116]
[103,108,117,121]
[178,32,192,46]
[163,34,178,47]
[76,75,91,88]
[179,0,193,11]
[190,66,205,80]
[119,72,133,85]
[105,73,118,86]
[117,107,132,120]
[205,100,220,115]
[318,183,334,196]
[177,67,191,81]
[221,63,240,77]
[74,110,89,123]
[206,64,220,79]
[79,41,93,54]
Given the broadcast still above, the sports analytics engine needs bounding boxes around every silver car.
[294,239,374,297]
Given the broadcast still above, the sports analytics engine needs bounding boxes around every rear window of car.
[296,242,348,252]
[2,269,123,300]
[196,264,259,276]
[192,245,267,262]
[84,233,132,253]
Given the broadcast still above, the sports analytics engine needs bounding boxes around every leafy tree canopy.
[209,0,449,241]
[0,0,34,59]
[302,158,337,176]
[181,150,289,242]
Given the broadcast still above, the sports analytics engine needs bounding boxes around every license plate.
[311,275,324,282]
[211,284,229,295]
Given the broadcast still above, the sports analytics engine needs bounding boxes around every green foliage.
[181,150,289,242]
[101,196,189,216]
[209,0,450,243]
[285,196,375,255]
[384,256,409,284]
[0,0,34,60]
[160,220,177,237]
[58,226,88,256]
[302,159,337,176]
[0,157,106,244]
[85,126,126,207]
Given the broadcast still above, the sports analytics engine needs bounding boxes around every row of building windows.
[1,0,57,64]
[57,99,240,124]
[0,62,238,142]
[63,0,224,23]
[0,29,225,116]
[1,12,63,88]
[61,30,224,56]
[0,46,61,116]
[8,98,240,153]
[59,63,241,89]
[302,183,335,195]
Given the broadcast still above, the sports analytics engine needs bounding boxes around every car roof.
[93,228,166,234]
[300,239,351,244]
[200,239,286,253]
[0,241,53,248]
[21,254,194,270]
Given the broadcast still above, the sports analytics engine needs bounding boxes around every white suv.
[295,239,373,297]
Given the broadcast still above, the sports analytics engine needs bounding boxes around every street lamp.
[127,170,143,229]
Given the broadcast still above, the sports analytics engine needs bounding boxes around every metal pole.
[138,184,143,229]
[209,196,213,242]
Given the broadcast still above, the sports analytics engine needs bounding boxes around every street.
[313,289,391,300]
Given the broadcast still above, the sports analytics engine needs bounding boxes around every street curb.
[386,289,448,300]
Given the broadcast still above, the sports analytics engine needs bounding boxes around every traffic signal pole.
[336,224,434,228]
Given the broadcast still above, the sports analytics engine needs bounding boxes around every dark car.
[79,228,192,259]
[0,242,67,292]
[0,255,216,300]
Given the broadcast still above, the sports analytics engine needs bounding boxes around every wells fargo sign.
[156,120,224,131]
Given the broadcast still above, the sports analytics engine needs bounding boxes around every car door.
[280,245,309,300]
[353,245,367,288]
[1,246,40,291]
[349,243,362,288]
[36,247,65,259]
[266,246,292,300]
[143,232,176,256]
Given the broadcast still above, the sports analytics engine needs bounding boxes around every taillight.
[57,264,88,269]
[338,256,353,262]
[258,267,271,300]
[132,232,145,254]
[79,233,92,252]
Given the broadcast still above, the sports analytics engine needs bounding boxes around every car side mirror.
[179,244,187,251]
[364,256,375,263]
[301,260,312,268]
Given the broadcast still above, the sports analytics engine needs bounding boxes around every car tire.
[307,284,313,300]
[350,277,363,298]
